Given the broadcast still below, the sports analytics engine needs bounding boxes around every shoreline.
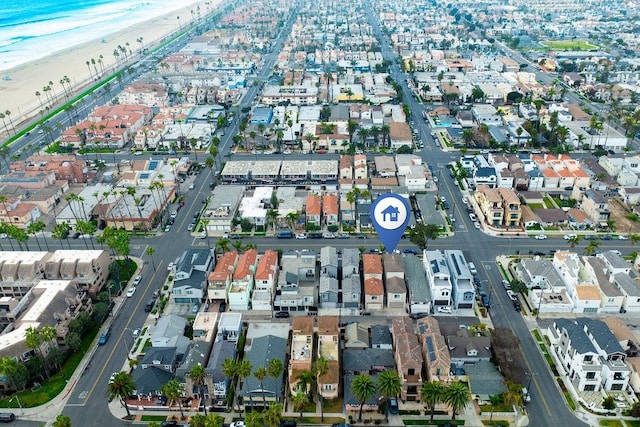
[0,0,221,138]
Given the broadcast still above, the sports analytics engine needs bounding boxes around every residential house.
[340,155,353,180]
[580,189,610,227]
[371,325,393,350]
[289,317,314,394]
[322,193,339,226]
[547,318,630,392]
[581,257,624,313]
[354,154,368,180]
[345,323,369,349]
[253,250,278,310]
[276,250,317,312]
[132,347,177,396]
[240,335,287,410]
[204,335,237,408]
[392,317,423,401]
[416,317,451,382]
[474,185,503,227]
[343,348,394,413]
[363,254,384,310]
[317,316,339,400]
[341,248,362,309]
[305,194,322,226]
[228,249,257,311]
[447,334,492,365]
[383,253,406,309]
[148,315,190,354]
[207,251,238,303]
[404,254,432,314]
[172,248,215,305]
[423,250,452,307]
[444,250,475,309]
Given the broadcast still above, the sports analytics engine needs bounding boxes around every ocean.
[0,0,203,72]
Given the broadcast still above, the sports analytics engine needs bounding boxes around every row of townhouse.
[423,250,476,310]
[474,184,522,228]
[515,250,640,315]
[305,193,339,227]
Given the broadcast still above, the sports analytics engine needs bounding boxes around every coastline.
[0,0,220,137]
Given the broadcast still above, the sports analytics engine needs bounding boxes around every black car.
[403,248,418,255]
[274,311,290,318]
[601,235,613,240]
[308,232,323,239]
[583,235,597,240]
[161,421,179,427]
[409,312,428,320]
[230,234,242,239]
[219,302,226,312]
[513,301,522,312]
[71,232,81,239]
[533,251,545,256]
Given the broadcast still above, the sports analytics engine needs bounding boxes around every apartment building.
[474,185,521,228]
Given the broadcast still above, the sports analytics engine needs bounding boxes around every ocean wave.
[0,0,205,72]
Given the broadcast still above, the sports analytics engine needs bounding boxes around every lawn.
[542,40,598,51]
[0,325,99,408]
[625,421,640,427]
[599,420,624,427]
[528,203,544,210]
[323,397,343,413]
[140,415,168,421]
[404,420,464,425]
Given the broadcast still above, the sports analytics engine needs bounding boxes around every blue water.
[0,0,202,71]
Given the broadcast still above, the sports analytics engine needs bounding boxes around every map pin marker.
[370,193,411,253]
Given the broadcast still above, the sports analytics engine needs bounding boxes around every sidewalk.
[14,257,145,426]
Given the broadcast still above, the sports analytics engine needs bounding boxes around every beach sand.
[0,0,220,138]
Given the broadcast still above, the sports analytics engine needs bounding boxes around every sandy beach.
[0,0,220,138]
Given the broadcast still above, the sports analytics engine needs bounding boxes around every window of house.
[585,372,596,379]
[408,368,415,376]
[324,384,333,391]
[611,383,623,391]
[394,294,400,299]
[584,355,592,362]
[584,384,596,391]
[372,295,378,300]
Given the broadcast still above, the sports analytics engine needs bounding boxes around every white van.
[468,262,478,275]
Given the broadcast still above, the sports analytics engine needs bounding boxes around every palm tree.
[145,246,157,270]
[254,366,268,407]
[292,392,309,421]
[351,374,376,422]
[52,223,71,249]
[41,325,60,369]
[266,209,279,232]
[189,364,208,415]
[502,381,524,408]
[162,379,186,420]
[313,357,329,421]
[584,240,600,256]
[244,410,263,427]
[26,221,46,251]
[567,235,581,248]
[25,326,49,379]
[630,233,640,246]
[263,402,282,427]
[215,237,231,254]
[295,370,314,396]
[445,381,470,421]
[421,381,446,422]
[107,372,136,419]
[378,370,402,422]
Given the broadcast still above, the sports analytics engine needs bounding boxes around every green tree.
[378,370,402,422]
[351,374,376,422]
[25,326,49,379]
[602,395,616,411]
[107,372,136,419]
[145,246,156,270]
[254,366,268,406]
[584,240,600,256]
[244,410,263,427]
[445,381,470,421]
[567,235,581,248]
[27,220,48,251]
[52,414,72,427]
[421,381,446,423]
[502,381,524,407]
[162,379,186,419]
[189,413,207,427]
[407,223,441,250]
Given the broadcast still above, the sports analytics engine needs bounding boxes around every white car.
[619,235,629,240]
[133,151,143,156]
[440,196,446,203]
[563,234,577,240]
[230,422,246,427]
[296,233,307,239]
[469,213,477,222]
[189,183,195,190]
[170,210,177,219]
[167,262,174,271]
[535,234,547,240]
[126,287,136,298]
[0,233,7,239]
[437,306,452,314]
[433,176,438,183]
[473,222,481,229]
[502,280,511,290]
[506,290,517,301]
[200,231,207,239]
[133,275,142,285]
[462,197,468,205]
[323,233,336,239]
[187,223,194,231]
[109,372,118,383]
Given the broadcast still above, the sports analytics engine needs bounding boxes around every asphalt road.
[6,5,628,427]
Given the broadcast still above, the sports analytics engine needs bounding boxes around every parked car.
[534,234,547,240]
[71,232,81,239]
[409,312,428,320]
[388,398,399,415]
[601,234,613,240]
[98,327,111,345]
[167,262,174,271]
[187,223,194,231]
[0,413,16,423]
[473,222,481,229]
[133,275,142,285]
[437,306,452,314]
[403,248,418,255]
[126,287,136,298]
[468,262,477,275]
[506,290,517,301]
[469,213,477,222]
[322,232,336,239]
[502,280,511,290]
[230,234,242,239]
[164,225,171,232]
[274,311,290,318]
[563,234,577,240]
[295,233,307,239]
[200,231,207,239]
[619,235,629,240]
[337,234,350,239]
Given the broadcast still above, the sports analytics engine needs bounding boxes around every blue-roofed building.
[205,335,237,408]
[249,106,273,125]
[547,318,630,392]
